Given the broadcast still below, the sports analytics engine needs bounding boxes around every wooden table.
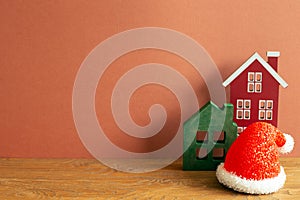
[0,158,299,199]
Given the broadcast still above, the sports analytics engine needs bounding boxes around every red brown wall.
[1,0,300,157]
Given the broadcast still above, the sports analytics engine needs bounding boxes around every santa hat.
[216,122,294,194]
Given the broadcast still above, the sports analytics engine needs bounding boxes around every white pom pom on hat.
[278,133,294,154]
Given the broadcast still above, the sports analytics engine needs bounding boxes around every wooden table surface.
[0,158,299,200]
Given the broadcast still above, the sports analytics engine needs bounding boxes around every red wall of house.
[230,60,279,129]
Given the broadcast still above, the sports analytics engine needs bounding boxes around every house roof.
[222,52,288,88]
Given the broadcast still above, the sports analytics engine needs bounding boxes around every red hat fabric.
[216,122,294,194]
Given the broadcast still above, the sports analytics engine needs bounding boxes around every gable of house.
[223,52,288,88]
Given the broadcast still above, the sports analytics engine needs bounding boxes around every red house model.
[223,51,288,134]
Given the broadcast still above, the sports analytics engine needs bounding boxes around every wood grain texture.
[0,158,299,199]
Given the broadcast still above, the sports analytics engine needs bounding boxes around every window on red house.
[248,72,262,93]
[259,100,265,109]
[244,110,250,119]
[237,126,248,134]
[237,110,243,119]
[256,73,262,82]
[266,110,273,120]
[248,72,254,81]
[255,83,262,92]
[237,100,243,108]
[259,110,265,120]
[244,100,251,109]
[236,99,251,120]
[238,127,244,134]
[248,83,254,93]
[267,100,273,109]
[259,100,273,120]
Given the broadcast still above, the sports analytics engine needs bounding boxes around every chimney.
[267,51,280,71]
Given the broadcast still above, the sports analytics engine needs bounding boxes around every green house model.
[183,101,238,170]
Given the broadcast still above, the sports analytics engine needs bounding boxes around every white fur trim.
[216,163,286,194]
[278,133,294,154]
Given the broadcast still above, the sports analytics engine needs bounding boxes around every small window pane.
[259,100,265,109]
[267,100,273,109]
[244,100,251,109]
[259,110,265,120]
[237,100,243,109]
[237,110,243,119]
[255,83,262,93]
[213,148,225,160]
[213,131,225,143]
[248,72,254,82]
[244,110,250,120]
[248,83,254,92]
[196,131,208,143]
[266,110,273,120]
[255,73,262,82]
